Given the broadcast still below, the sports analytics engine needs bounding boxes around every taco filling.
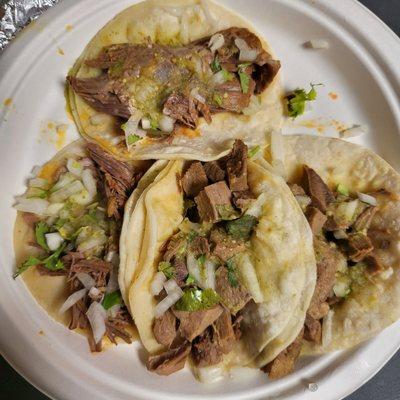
[13,142,145,351]
[68,27,280,146]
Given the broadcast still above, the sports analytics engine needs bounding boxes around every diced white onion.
[29,178,48,189]
[209,33,225,52]
[212,70,228,85]
[59,288,87,314]
[190,87,206,104]
[51,172,75,192]
[82,169,97,197]
[67,158,83,177]
[333,229,348,240]
[141,118,151,130]
[105,250,119,266]
[14,198,49,215]
[159,115,175,133]
[154,291,183,318]
[77,272,95,290]
[246,192,267,219]
[49,180,84,203]
[86,301,107,344]
[77,235,106,252]
[45,232,64,251]
[204,259,216,290]
[339,124,368,139]
[357,192,377,206]
[164,279,183,296]
[305,39,330,49]
[106,264,120,294]
[90,113,110,126]
[337,199,359,222]
[123,113,146,146]
[187,252,202,284]
[234,38,258,62]
[46,202,64,216]
[88,286,101,300]
[151,271,167,296]
[107,304,121,318]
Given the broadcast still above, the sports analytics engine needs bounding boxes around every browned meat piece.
[68,258,112,288]
[87,142,138,219]
[307,238,342,320]
[364,254,384,276]
[195,181,232,222]
[67,75,131,119]
[203,161,225,183]
[308,302,330,321]
[213,308,236,354]
[173,305,223,341]
[262,328,304,379]
[189,236,210,258]
[22,212,40,227]
[232,190,254,211]
[288,183,306,196]
[302,166,335,212]
[105,309,133,345]
[210,228,246,262]
[153,309,177,347]
[172,257,188,287]
[191,327,223,367]
[163,92,198,128]
[88,325,103,352]
[36,265,67,276]
[69,298,89,331]
[232,314,244,340]
[347,233,374,262]
[182,162,208,196]
[226,140,249,192]
[163,234,186,262]
[306,206,327,235]
[215,266,251,314]
[303,314,322,344]
[147,341,191,376]
[353,206,377,232]
[214,78,255,112]
[324,215,352,231]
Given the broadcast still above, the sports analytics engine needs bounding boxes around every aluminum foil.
[0,0,60,52]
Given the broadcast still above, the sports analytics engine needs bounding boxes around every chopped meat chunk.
[172,257,188,287]
[69,298,89,331]
[163,92,197,128]
[215,266,251,314]
[105,309,133,345]
[173,305,223,341]
[182,162,208,197]
[302,166,335,212]
[153,309,177,347]
[191,327,223,367]
[262,328,304,379]
[195,181,232,223]
[288,183,306,196]
[210,228,246,262]
[232,190,254,211]
[226,140,249,192]
[347,233,374,262]
[203,161,225,183]
[163,234,186,262]
[353,206,377,232]
[147,341,191,376]
[306,206,327,235]
[303,314,322,344]
[189,236,210,258]
[213,308,236,354]
[364,254,384,276]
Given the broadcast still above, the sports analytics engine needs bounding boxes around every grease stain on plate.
[39,120,68,150]
[65,24,73,32]
[287,117,350,135]
[57,47,65,56]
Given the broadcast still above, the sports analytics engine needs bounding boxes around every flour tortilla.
[269,135,400,353]
[67,0,284,161]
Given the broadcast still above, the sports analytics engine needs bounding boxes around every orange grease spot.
[329,92,338,100]
[3,98,12,106]
[175,127,201,138]
[65,24,73,32]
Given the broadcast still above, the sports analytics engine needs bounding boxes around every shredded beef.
[364,254,384,275]
[105,309,133,345]
[288,183,306,197]
[191,327,223,367]
[203,161,225,183]
[147,341,191,375]
[172,257,188,287]
[153,309,177,347]
[210,228,246,262]
[69,298,89,331]
[189,236,210,258]
[182,162,208,197]
[306,206,327,235]
[347,233,374,262]
[68,258,112,288]
[226,140,249,192]
[163,92,198,128]
[353,206,377,232]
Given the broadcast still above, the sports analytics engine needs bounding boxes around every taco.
[67,0,283,161]
[261,134,400,378]
[13,140,148,351]
[120,140,316,380]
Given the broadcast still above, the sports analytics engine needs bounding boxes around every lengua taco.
[120,140,316,381]
[67,0,283,161]
[260,134,400,379]
[13,140,149,351]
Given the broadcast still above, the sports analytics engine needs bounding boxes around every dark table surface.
[1,0,400,399]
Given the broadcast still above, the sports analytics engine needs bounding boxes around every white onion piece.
[14,198,49,215]
[321,309,334,347]
[187,252,202,284]
[45,232,64,251]
[358,192,377,206]
[333,229,348,240]
[159,115,175,133]
[141,118,151,130]
[154,291,183,318]
[77,235,106,253]
[246,193,267,219]
[88,286,101,300]
[108,304,121,318]
[209,33,225,52]
[123,113,146,145]
[204,259,216,290]
[67,158,83,177]
[190,87,206,104]
[212,70,228,85]
[105,250,119,266]
[82,169,97,197]
[151,272,167,296]
[164,279,183,296]
[86,301,107,344]
[305,39,330,49]
[49,180,84,203]
[46,202,64,216]
[234,38,258,62]
[51,172,75,192]
[29,177,48,189]
[106,264,119,294]
[77,272,95,290]
[59,288,87,314]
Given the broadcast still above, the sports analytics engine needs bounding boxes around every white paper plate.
[0,1,399,399]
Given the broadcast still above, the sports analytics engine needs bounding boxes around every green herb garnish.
[13,256,41,278]
[237,64,251,94]
[337,183,349,196]
[226,258,239,287]
[158,261,174,279]
[127,134,141,145]
[211,56,221,72]
[174,288,220,311]
[35,221,50,251]
[248,145,261,158]
[221,69,234,82]
[286,83,322,118]
[225,214,258,240]
[102,290,123,310]
[150,118,159,130]
[197,254,206,267]
[213,93,223,107]
[185,274,196,285]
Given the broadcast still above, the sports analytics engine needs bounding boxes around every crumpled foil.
[0,0,60,52]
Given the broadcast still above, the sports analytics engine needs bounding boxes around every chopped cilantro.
[127,134,141,145]
[102,290,123,310]
[225,214,258,240]
[337,183,349,196]
[174,288,220,311]
[185,274,196,285]
[286,83,322,118]
[210,56,221,72]
[150,118,159,130]
[158,261,174,279]
[221,69,234,82]
[197,254,206,267]
[13,256,41,278]
[35,221,50,251]
[187,230,198,243]
[213,93,223,107]
[226,258,239,287]
[248,145,261,158]
[237,64,251,94]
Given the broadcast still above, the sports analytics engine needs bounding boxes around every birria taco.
[259,135,400,379]
[119,140,316,380]
[67,0,283,161]
[13,140,148,351]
